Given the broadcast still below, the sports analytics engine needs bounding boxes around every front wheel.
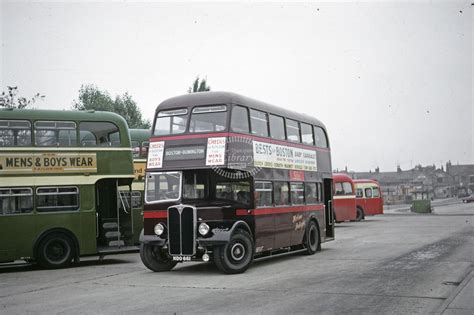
[304,220,320,255]
[214,229,254,274]
[140,243,177,272]
[37,233,74,269]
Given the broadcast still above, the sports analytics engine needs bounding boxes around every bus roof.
[156,91,327,129]
[0,108,129,130]
[354,179,380,187]
[332,173,353,182]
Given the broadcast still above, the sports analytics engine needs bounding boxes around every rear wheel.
[355,207,364,221]
[140,243,177,272]
[37,233,74,269]
[214,229,254,274]
[304,220,320,255]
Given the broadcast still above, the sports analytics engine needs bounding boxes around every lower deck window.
[255,181,272,207]
[290,182,305,205]
[119,191,142,209]
[36,186,79,212]
[0,188,33,215]
[305,183,318,204]
[274,182,289,206]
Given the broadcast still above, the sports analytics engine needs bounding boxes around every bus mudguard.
[139,229,166,246]
[198,220,252,246]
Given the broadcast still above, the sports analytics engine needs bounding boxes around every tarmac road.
[1,202,473,314]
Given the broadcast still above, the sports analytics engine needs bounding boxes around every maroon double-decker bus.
[140,92,335,274]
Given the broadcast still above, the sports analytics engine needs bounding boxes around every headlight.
[154,223,164,236]
[198,223,210,236]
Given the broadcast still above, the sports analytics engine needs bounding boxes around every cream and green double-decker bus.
[0,109,138,268]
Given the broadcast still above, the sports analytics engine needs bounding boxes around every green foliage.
[188,76,211,93]
[0,86,45,109]
[73,84,151,129]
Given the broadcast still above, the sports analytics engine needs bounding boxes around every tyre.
[140,243,177,272]
[214,229,254,274]
[37,233,74,269]
[304,220,320,255]
[355,207,364,221]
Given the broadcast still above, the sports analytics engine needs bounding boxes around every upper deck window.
[286,119,300,142]
[34,121,77,147]
[79,121,120,147]
[250,109,269,137]
[269,114,285,140]
[154,108,188,136]
[189,105,227,133]
[230,105,249,133]
[0,120,31,147]
[301,123,314,145]
[314,126,329,148]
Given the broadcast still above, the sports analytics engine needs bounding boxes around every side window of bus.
[79,122,120,147]
[0,120,32,147]
[254,181,272,207]
[119,191,142,209]
[286,119,300,142]
[0,188,33,215]
[365,188,373,198]
[305,183,318,204]
[318,183,323,201]
[154,108,188,136]
[290,182,305,205]
[249,109,269,137]
[269,114,285,140]
[36,186,79,212]
[314,126,329,148]
[335,182,344,196]
[342,182,353,195]
[189,105,227,133]
[216,181,250,204]
[230,105,249,133]
[300,123,314,145]
[373,187,380,198]
[131,140,140,158]
[34,121,77,147]
[141,141,149,158]
[274,182,289,206]
[356,188,364,198]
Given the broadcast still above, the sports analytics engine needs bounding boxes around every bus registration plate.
[172,256,192,262]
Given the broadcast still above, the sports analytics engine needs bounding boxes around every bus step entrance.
[100,218,128,248]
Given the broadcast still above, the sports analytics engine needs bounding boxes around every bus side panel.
[274,212,293,248]
[254,214,275,252]
[334,198,357,221]
[79,185,97,255]
[0,213,36,262]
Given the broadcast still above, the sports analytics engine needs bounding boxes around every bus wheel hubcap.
[46,240,67,261]
[230,243,245,261]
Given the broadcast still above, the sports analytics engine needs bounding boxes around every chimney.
[397,165,402,173]
[375,166,380,173]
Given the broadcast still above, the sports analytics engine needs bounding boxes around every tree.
[0,86,45,109]
[187,76,211,93]
[73,84,151,129]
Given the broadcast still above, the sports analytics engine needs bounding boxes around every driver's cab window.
[183,171,207,200]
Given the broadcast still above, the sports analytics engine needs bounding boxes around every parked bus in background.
[0,109,137,268]
[354,179,383,219]
[140,91,335,274]
[332,173,357,222]
[122,129,151,244]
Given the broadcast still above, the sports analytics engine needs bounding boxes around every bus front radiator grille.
[167,205,196,256]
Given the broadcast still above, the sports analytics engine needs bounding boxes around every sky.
[1,0,472,172]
